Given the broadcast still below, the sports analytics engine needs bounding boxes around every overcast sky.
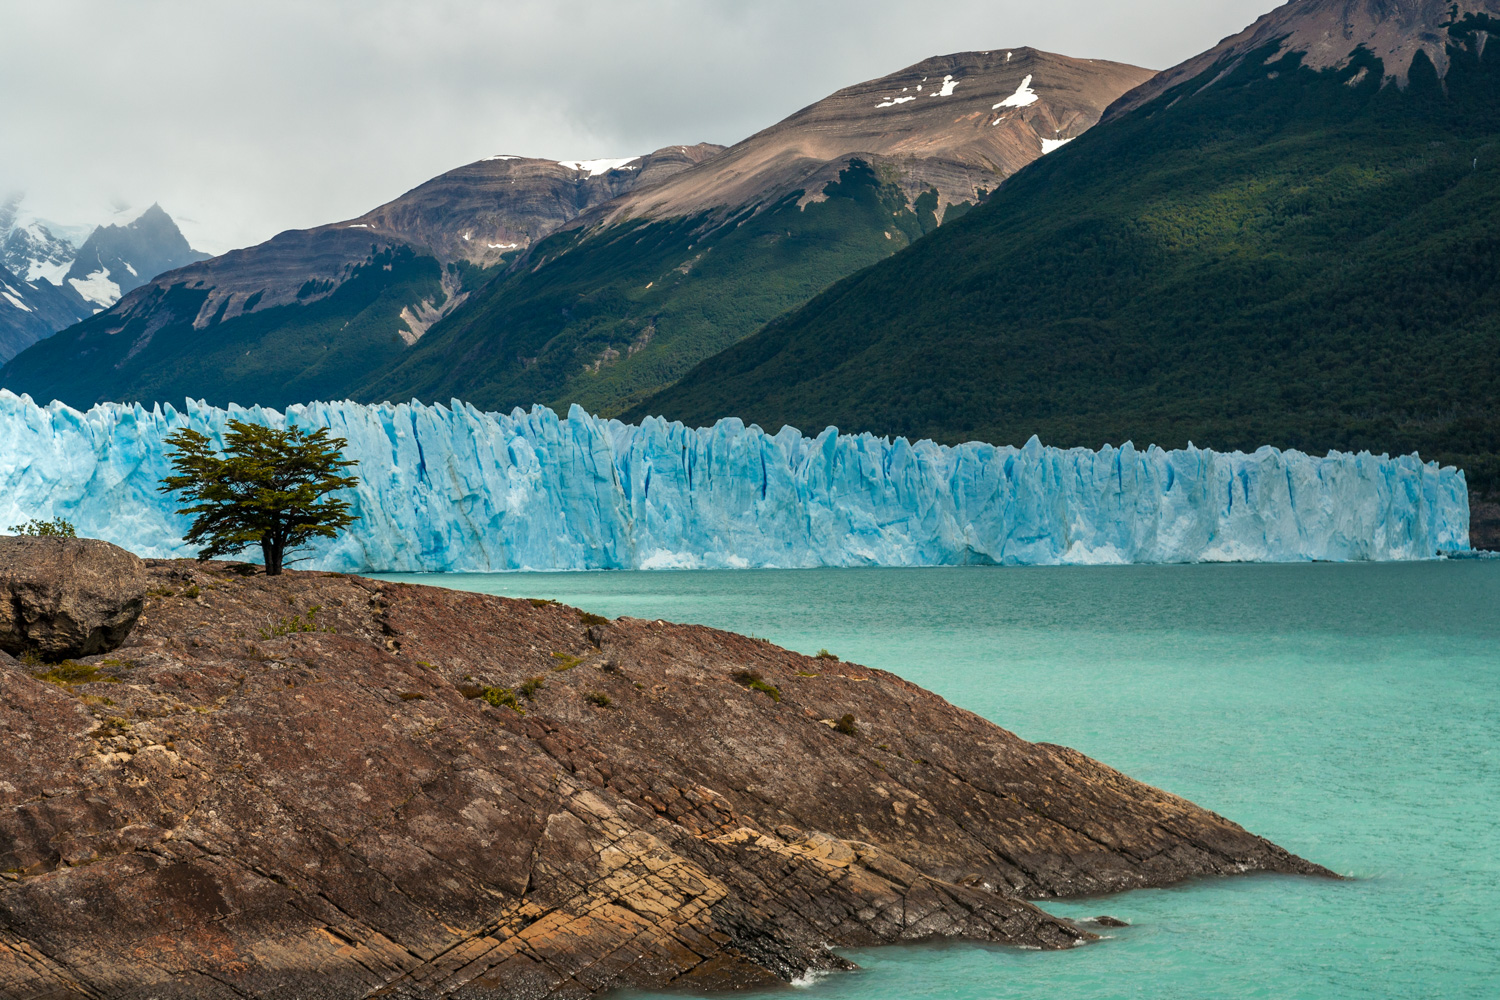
[1,0,1275,254]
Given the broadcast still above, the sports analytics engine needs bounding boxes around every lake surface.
[374,563,1500,999]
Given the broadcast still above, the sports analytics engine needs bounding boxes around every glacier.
[0,390,1471,572]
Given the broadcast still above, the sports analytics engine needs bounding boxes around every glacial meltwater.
[373,561,1500,999]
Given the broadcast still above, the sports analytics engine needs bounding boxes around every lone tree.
[160,420,360,576]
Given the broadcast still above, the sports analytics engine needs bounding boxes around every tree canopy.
[160,420,360,575]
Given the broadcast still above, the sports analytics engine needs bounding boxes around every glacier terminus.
[0,390,1471,572]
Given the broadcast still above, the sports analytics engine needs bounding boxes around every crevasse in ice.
[0,390,1471,570]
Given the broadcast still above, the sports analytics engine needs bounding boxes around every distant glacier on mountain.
[0,391,1471,571]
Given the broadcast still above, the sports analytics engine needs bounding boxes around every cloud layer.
[0,0,1273,253]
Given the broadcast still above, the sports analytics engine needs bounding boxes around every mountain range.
[0,201,206,362]
[637,0,1500,506]
[0,48,1151,413]
[2,0,1497,539]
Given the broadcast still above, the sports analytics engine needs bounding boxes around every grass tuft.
[732,670,782,703]
[33,661,120,688]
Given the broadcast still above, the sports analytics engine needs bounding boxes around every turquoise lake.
[375,563,1500,999]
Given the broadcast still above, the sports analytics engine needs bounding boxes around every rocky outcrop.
[0,537,146,659]
[0,561,1330,997]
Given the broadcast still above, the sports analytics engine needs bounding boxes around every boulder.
[0,536,147,659]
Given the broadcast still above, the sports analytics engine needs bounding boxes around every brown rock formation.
[0,537,146,659]
[0,561,1329,997]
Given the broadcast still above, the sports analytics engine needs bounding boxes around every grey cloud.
[0,0,1275,253]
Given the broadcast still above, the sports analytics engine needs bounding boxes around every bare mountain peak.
[335,141,728,269]
[1110,0,1500,118]
[598,47,1156,226]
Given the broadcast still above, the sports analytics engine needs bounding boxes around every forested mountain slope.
[637,2,1500,495]
[356,49,1154,416]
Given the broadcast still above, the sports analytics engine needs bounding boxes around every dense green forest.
[356,162,968,415]
[638,21,1500,494]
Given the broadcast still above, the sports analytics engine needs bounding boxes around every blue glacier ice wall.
[0,390,1471,571]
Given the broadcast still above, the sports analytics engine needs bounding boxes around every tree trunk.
[262,537,284,576]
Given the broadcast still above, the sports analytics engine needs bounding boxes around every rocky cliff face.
[0,203,206,364]
[62,204,210,311]
[0,558,1328,998]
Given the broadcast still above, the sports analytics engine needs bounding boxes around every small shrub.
[519,676,545,700]
[148,587,177,598]
[481,686,523,713]
[398,692,426,702]
[527,598,559,608]
[260,607,335,639]
[551,652,584,672]
[732,670,781,703]
[585,691,612,709]
[834,714,858,736]
[417,660,436,670]
[9,517,77,538]
[816,649,838,661]
[182,585,201,599]
[578,610,609,626]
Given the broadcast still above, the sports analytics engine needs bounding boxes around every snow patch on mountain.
[67,269,121,309]
[557,158,640,176]
[996,74,1040,108]
[1041,136,1075,154]
[1,285,33,312]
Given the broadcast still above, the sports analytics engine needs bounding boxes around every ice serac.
[0,391,1471,571]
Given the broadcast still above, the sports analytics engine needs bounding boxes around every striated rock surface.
[0,537,146,659]
[0,561,1329,998]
